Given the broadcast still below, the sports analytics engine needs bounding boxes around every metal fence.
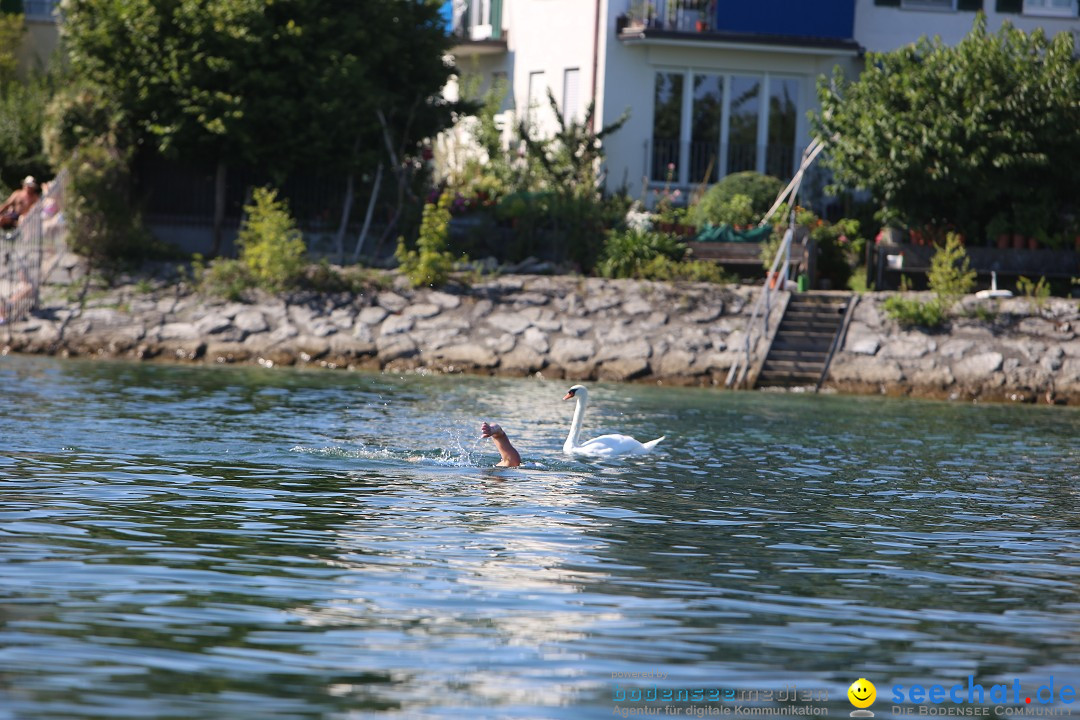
[0,171,67,325]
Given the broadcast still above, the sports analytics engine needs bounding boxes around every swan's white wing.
[570,433,658,457]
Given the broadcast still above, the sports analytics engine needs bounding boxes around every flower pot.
[996,234,1010,249]
[695,20,705,31]
[1027,237,1039,250]
[1012,234,1026,250]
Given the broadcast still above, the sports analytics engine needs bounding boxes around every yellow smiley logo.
[848,678,876,709]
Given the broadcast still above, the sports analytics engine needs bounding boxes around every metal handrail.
[724,137,824,389]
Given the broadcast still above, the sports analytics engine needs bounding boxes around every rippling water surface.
[1,354,1079,719]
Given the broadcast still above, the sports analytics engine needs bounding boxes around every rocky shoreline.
[3,268,1078,405]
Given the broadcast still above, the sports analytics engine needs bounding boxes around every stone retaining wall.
[4,273,1078,404]
[2,275,756,385]
[828,293,1080,404]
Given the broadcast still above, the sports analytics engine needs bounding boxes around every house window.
[527,71,546,120]
[727,75,761,175]
[563,68,581,122]
[766,78,799,180]
[651,73,684,182]
[691,75,723,184]
[650,70,801,185]
[492,71,513,113]
[1023,0,1077,15]
[900,0,956,9]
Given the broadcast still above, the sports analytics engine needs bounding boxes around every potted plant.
[987,215,1010,249]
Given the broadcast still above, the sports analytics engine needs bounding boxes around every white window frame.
[563,68,581,123]
[527,71,547,120]
[649,67,802,188]
[1023,0,1078,16]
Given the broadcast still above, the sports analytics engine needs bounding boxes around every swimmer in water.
[480,422,521,468]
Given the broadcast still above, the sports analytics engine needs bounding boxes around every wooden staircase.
[754,292,853,389]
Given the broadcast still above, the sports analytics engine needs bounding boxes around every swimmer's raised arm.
[480,422,521,468]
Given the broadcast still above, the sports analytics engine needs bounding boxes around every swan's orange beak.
[562,392,574,400]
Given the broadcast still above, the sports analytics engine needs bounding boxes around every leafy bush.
[397,190,457,287]
[597,228,685,279]
[44,85,153,265]
[690,172,784,228]
[0,74,51,189]
[638,255,735,283]
[1017,275,1050,309]
[814,17,1080,241]
[192,254,251,302]
[237,187,306,293]
[927,233,975,310]
[883,294,945,328]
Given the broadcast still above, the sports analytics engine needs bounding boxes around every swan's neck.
[564,395,587,452]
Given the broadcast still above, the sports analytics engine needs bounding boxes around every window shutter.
[957,0,983,8]
[995,0,1022,11]
[874,0,902,5]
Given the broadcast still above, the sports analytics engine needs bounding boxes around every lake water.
[1,354,1079,719]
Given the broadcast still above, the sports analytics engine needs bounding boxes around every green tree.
[59,0,457,258]
[813,15,1080,240]
[237,187,306,292]
[396,190,456,288]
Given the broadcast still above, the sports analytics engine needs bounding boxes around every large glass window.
[727,76,760,175]
[690,74,723,185]
[766,78,798,180]
[649,70,801,187]
[651,73,684,182]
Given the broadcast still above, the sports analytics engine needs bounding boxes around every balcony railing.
[624,0,715,33]
[620,0,856,42]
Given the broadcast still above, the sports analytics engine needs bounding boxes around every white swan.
[562,384,665,458]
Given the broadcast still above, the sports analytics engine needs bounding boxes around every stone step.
[761,358,827,373]
[767,349,830,363]
[756,370,820,387]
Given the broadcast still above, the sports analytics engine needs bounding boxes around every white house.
[449,0,1080,201]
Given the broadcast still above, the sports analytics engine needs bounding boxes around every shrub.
[192,254,251,302]
[397,190,457,287]
[927,233,975,310]
[237,187,306,293]
[638,255,734,283]
[1017,275,1050,309]
[883,294,945,328]
[597,228,685,279]
[690,172,784,228]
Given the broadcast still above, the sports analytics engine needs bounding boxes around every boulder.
[380,315,414,336]
[433,343,499,369]
[500,346,545,375]
[485,312,531,335]
[358,306,389,325]
[404,303,441,320]
[953,352,1004,384]
[598,357,650,382]
[376,292,409,313]
[551,337,596,365]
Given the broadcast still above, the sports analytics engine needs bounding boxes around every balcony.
[617,0,860,53]
[450,0,508,57]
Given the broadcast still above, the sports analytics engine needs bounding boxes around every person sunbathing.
[480,422,521,467]
[0,177,41,230]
